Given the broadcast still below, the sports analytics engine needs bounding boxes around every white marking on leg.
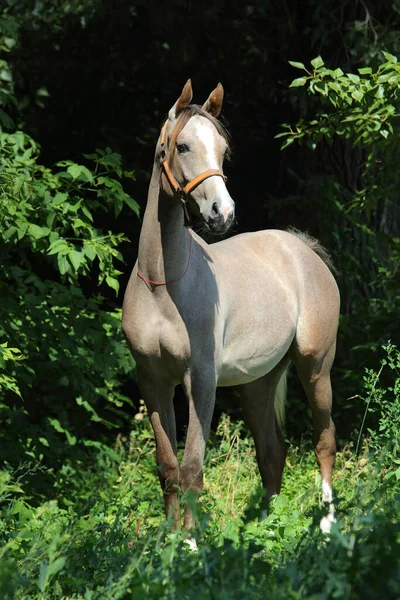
[322,480,333,503]
[184,537,198,552]
[320,480,335,533]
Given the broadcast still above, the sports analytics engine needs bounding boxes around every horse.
[122,80,340,535]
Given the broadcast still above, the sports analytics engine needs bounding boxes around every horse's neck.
[137,164,190,284]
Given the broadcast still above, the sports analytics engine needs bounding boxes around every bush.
[0,348,398,598]
[0,15,139,476]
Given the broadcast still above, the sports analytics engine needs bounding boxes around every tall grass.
[0,347,399,599]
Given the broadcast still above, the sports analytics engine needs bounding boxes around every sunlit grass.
[0,408,398,599]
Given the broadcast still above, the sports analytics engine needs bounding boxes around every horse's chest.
[123,292,189,363]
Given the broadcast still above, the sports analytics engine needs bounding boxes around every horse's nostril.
[212,202,219,216]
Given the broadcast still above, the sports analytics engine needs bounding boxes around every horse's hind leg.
[239,361,289,501]
[294,342,337,531]
[137,370,180,527]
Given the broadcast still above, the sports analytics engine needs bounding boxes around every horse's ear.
[168,79,193,121]
[202,83,224,118]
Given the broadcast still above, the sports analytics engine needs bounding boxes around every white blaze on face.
[192,117,234,223]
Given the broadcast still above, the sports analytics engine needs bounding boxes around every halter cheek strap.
[159,119,227,226]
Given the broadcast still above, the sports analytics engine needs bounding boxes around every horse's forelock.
[165,105,231,158]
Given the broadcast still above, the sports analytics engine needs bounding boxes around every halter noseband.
[159,119,227,226]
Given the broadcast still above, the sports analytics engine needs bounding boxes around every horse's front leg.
[137,370,180,527]
[180,367,216,530]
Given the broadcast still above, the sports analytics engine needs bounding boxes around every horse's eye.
[177,143,189,154]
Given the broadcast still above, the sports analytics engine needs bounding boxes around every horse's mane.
[287,227,338,275]
[164,105,232,158]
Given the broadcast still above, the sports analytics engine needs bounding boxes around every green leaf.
[48,239,70,256]
[377,72,393,83]
[79,166,94,182]
[358,67,372,75]
[123,195,140,216]
[351,90,363,102]
[52,192,68,206]
[347,73,360,84]
[68,250,83,272]
[99,151,122,171]
[47,557,67,578]
[106,276,120,294]
[4,226,17,240]
[311,56,324,69]
[0,68,12,82]
[17,222,28,240]
[67,164,93,181]
[57,255,69,275]
[0,108,15,129]
[48,418,64,433]
[38,561,48,592]
[46,212,56,228]
[66,164,82,179]
[331,68,344,79]
[281,137,295,149]
[83,439,120,460]
[81,204,93,222]
[83,244,96,261]
[28,224,50,239]
[288,60,307,70]
[113,196,123,217]
[48,418,76,445]
[289,77,308,88]
[382,51,398,64]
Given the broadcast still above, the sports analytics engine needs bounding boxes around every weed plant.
[0,347,399,599]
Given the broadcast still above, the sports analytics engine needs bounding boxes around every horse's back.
[210,228,338,305]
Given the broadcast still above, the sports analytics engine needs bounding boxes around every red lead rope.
[137,229,193,286]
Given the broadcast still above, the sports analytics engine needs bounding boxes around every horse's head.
[159,80,235,234]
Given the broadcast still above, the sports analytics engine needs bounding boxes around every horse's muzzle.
[207,210,234,234]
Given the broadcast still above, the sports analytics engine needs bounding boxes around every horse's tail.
[274,369,288,429]
[287,227,337,276]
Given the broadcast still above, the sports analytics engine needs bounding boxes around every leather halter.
[159,119,227,226]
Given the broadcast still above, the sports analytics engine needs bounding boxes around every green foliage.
[357,343,400,469]
[0,348,399,598]
[0,10,139,473]
[1,133,137,288]
[278,52,400,227]
[277,52,400,403]
[279,51,400,148]
[0,342,24,396]
[0,130,138,467]
[0,14,18,129]
[0,3,399,597]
